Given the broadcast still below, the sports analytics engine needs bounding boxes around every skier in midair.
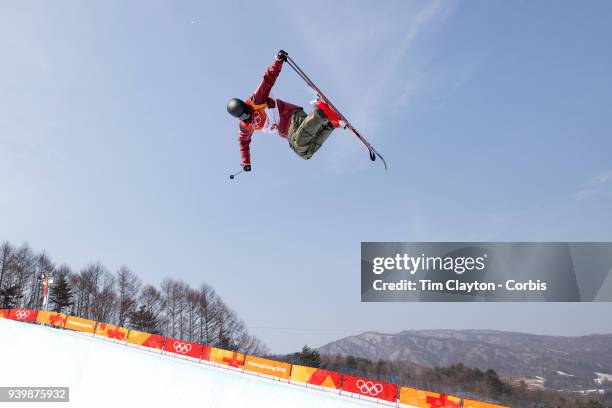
[227,50,344,172]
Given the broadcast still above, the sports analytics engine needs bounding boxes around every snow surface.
[0,319,376,408]
[594,372,612,385]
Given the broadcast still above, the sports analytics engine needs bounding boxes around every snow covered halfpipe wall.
[0,309,508,408]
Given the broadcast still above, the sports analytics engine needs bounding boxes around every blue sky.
[1,0,611,353]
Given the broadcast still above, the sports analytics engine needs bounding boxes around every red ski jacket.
[237,58,300,165]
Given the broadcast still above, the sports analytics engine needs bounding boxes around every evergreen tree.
[49,273,73,313]
[0,284,22,308]
[130,305,160,334]
[293,345,322,368]
[484,368,505,398]
[217,325,238,351]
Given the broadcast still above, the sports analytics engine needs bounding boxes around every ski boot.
[312,96,346,128]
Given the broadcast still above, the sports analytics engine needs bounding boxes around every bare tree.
[70,272,87,316]
[197,284,220,345]
[237,333,269,356]
[139,285,164,316]
[72,264,98,319]
[0,242,16,308]
[185,288,200,342]
[9,243,36,308]
[93,277,116,323]
[72,262,115,321]
[215,303,248,351]
[160,278,188,339]
[116,266,141,327]
[0,241,268,352]
[131,284,164,334]
[0,241,14,290]
[92,268,116,323]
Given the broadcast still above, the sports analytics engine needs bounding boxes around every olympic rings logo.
[173,341,192,354]
[356,380,383,396]
[15,310,30,320]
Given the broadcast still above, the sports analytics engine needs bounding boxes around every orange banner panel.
[0,309,9,318]
[64,315,97,333]
[399,387,461,408]
[202,346,245,368]
[95,322,128,340]
[244,355,292,379]
[464,399,509,408]
[36,310,67,327]
[127,329,165,350]
[290,365,341,389]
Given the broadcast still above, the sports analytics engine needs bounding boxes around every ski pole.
[229,169,243,180]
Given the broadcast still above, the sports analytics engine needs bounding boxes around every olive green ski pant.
[287,108,335,160]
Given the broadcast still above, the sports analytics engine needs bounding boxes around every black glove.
[276,50,288,62]
[243,164,251,172]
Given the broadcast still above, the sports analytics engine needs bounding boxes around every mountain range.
[318,330,612,391]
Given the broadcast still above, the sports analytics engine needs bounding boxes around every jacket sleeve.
[239,125,253,165]
[252,58,283,104]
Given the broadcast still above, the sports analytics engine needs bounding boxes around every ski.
[338,111,388,171]
[286,56,388,170]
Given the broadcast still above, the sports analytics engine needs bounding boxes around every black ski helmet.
[227,98,252,120]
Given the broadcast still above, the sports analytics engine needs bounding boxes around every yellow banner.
[244,355,291,379]
[127,329,165,349]
[95,322,128,340]
[35,311,67,327]
[290,365,341,389]
[464,399,509,408]
[64,315,97,333]
[205,347,245,368]
[399,387,461,407]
